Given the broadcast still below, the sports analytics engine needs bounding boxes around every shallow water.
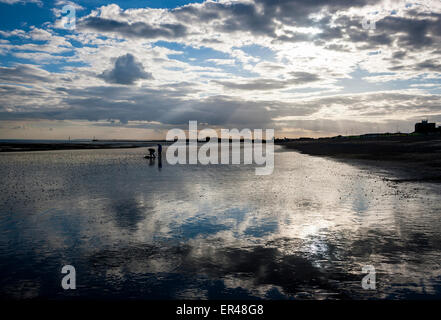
[1,146,441,299]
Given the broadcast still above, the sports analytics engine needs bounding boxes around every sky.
[0,0,440,140]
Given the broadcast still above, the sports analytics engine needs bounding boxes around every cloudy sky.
[0,0,440,139]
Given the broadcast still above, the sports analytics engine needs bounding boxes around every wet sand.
[279,135,441,182]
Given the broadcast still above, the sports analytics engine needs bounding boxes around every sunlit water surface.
[1,146,441,299]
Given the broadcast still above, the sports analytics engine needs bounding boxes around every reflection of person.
[158,154,162,170]
[157,144,162,157]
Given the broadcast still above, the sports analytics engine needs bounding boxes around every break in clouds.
[0,0,441,138]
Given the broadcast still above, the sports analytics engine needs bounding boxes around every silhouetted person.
[157,144,162,157]
[148,148,156,158]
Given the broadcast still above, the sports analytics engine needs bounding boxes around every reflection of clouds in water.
[84,239,358,299]
[1,147,441,298]
[109,198,149,233]
[83,225,441,299]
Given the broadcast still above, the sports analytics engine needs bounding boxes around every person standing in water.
[157,144,163,170]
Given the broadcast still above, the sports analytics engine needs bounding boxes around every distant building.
[414,120,439,134]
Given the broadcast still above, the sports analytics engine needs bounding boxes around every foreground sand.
[279,135,441,182]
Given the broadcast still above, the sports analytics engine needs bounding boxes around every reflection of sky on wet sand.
[1,146,441,299]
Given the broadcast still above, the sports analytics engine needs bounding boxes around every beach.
[1,146,441,299]
[278,136,441,182]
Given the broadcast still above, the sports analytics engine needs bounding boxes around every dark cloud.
[81,0,381,41]
[0,80,320,129]
[0,65,51,84]
[79,17,188,39]
[3,75,441,135]
[323,44,351,52]
[336,12,441,50]
[391,51,406,60]
[0,56,439,135]
[175,0,381,35]
[99,53,152,85]
[289,72,321,83]
[213,72,320,91]
[376,14,439,48]
[214,79,291,91]
[415,59,441,71]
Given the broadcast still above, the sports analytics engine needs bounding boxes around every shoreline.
[3,137,441,183]
[278,135,441,183]
[0,142,147,153]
